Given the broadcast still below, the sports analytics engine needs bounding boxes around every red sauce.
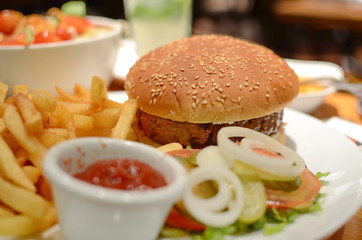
[74,159,167,190]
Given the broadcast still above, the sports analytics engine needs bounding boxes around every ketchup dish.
[43,138,187,240]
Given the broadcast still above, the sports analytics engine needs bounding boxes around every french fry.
[36,205,57,233]
[157,143,183,153]
[59,101,98,115]
[0,102,8,116]
[32,89,57,112]
[75,127,112,137]
[73,114,94,130]
[0,215,37,236]
[13,93,43,134]
[90,76,108,104]
[0,176,51,219]
[39,131,66,148]
[92,108,122,128]
[56,86,88,103]
[22,165,41,184]
[100,97,123,109]
[40,128,69,139]
[0,118,7,134]
[74,83,90,99]
[0,82,8,103]
[111,99,137,139]
[0,205,15,217]
[13,85,29,95]
[1,132,21,151]
[3,105,47,167]
[0,137,35,192]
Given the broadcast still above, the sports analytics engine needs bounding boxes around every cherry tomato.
[55,26,73,40]
[0,10,23,35]
[0,33,26,45]
[58,15,90,35]
[34,31,61,43]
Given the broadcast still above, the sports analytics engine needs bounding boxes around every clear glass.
[123,0,193,57]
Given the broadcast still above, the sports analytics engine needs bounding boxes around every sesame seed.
[202,100,208,104]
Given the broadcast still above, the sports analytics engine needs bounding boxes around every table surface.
[110,77,362,240]
[314,92,362,240]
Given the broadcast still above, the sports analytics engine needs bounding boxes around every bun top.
[125,34,299,123]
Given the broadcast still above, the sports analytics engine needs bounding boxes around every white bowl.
[286,59,344,113]
[290,85,336,113]
[43,138,187,240]
[0,16,121,94]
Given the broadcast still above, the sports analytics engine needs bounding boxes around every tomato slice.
[166,207,205,231]
[167,149,198,158]
[0,10,23,35]
[265,168,322,209]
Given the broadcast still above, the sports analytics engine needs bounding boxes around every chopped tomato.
[58,15,90,35]
[166,207,205,231]
[0,10,23,35]
[55,26,73,40]
[167,149,198,158]
[265,168,322,209]
[34,31,61,43]
[0,33,26,45]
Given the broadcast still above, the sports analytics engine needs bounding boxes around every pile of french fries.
[0,76,138,237]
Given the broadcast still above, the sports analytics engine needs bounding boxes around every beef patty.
[136,110,284,148]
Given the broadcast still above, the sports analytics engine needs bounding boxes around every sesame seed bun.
[125,34,299,124]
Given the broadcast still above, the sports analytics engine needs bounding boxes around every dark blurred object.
[193,0,263,42]
[271,0,362,69]
[0,0,125,19]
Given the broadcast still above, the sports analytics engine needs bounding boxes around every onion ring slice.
[183,167,244,227]
[217,127,305,178]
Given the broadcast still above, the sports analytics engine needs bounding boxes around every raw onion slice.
[196,146,230,168]
[183,167,244,227]
[217,127,305,178]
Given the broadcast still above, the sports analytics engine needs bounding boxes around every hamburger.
[125,34,299,148]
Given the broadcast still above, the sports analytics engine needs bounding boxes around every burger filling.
[136,110,284,148]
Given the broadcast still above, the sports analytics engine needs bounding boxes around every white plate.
[3,93,362,240]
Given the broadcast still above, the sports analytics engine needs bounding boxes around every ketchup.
[74,159,167,190]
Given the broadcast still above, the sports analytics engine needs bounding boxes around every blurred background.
[1,0,362,82]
